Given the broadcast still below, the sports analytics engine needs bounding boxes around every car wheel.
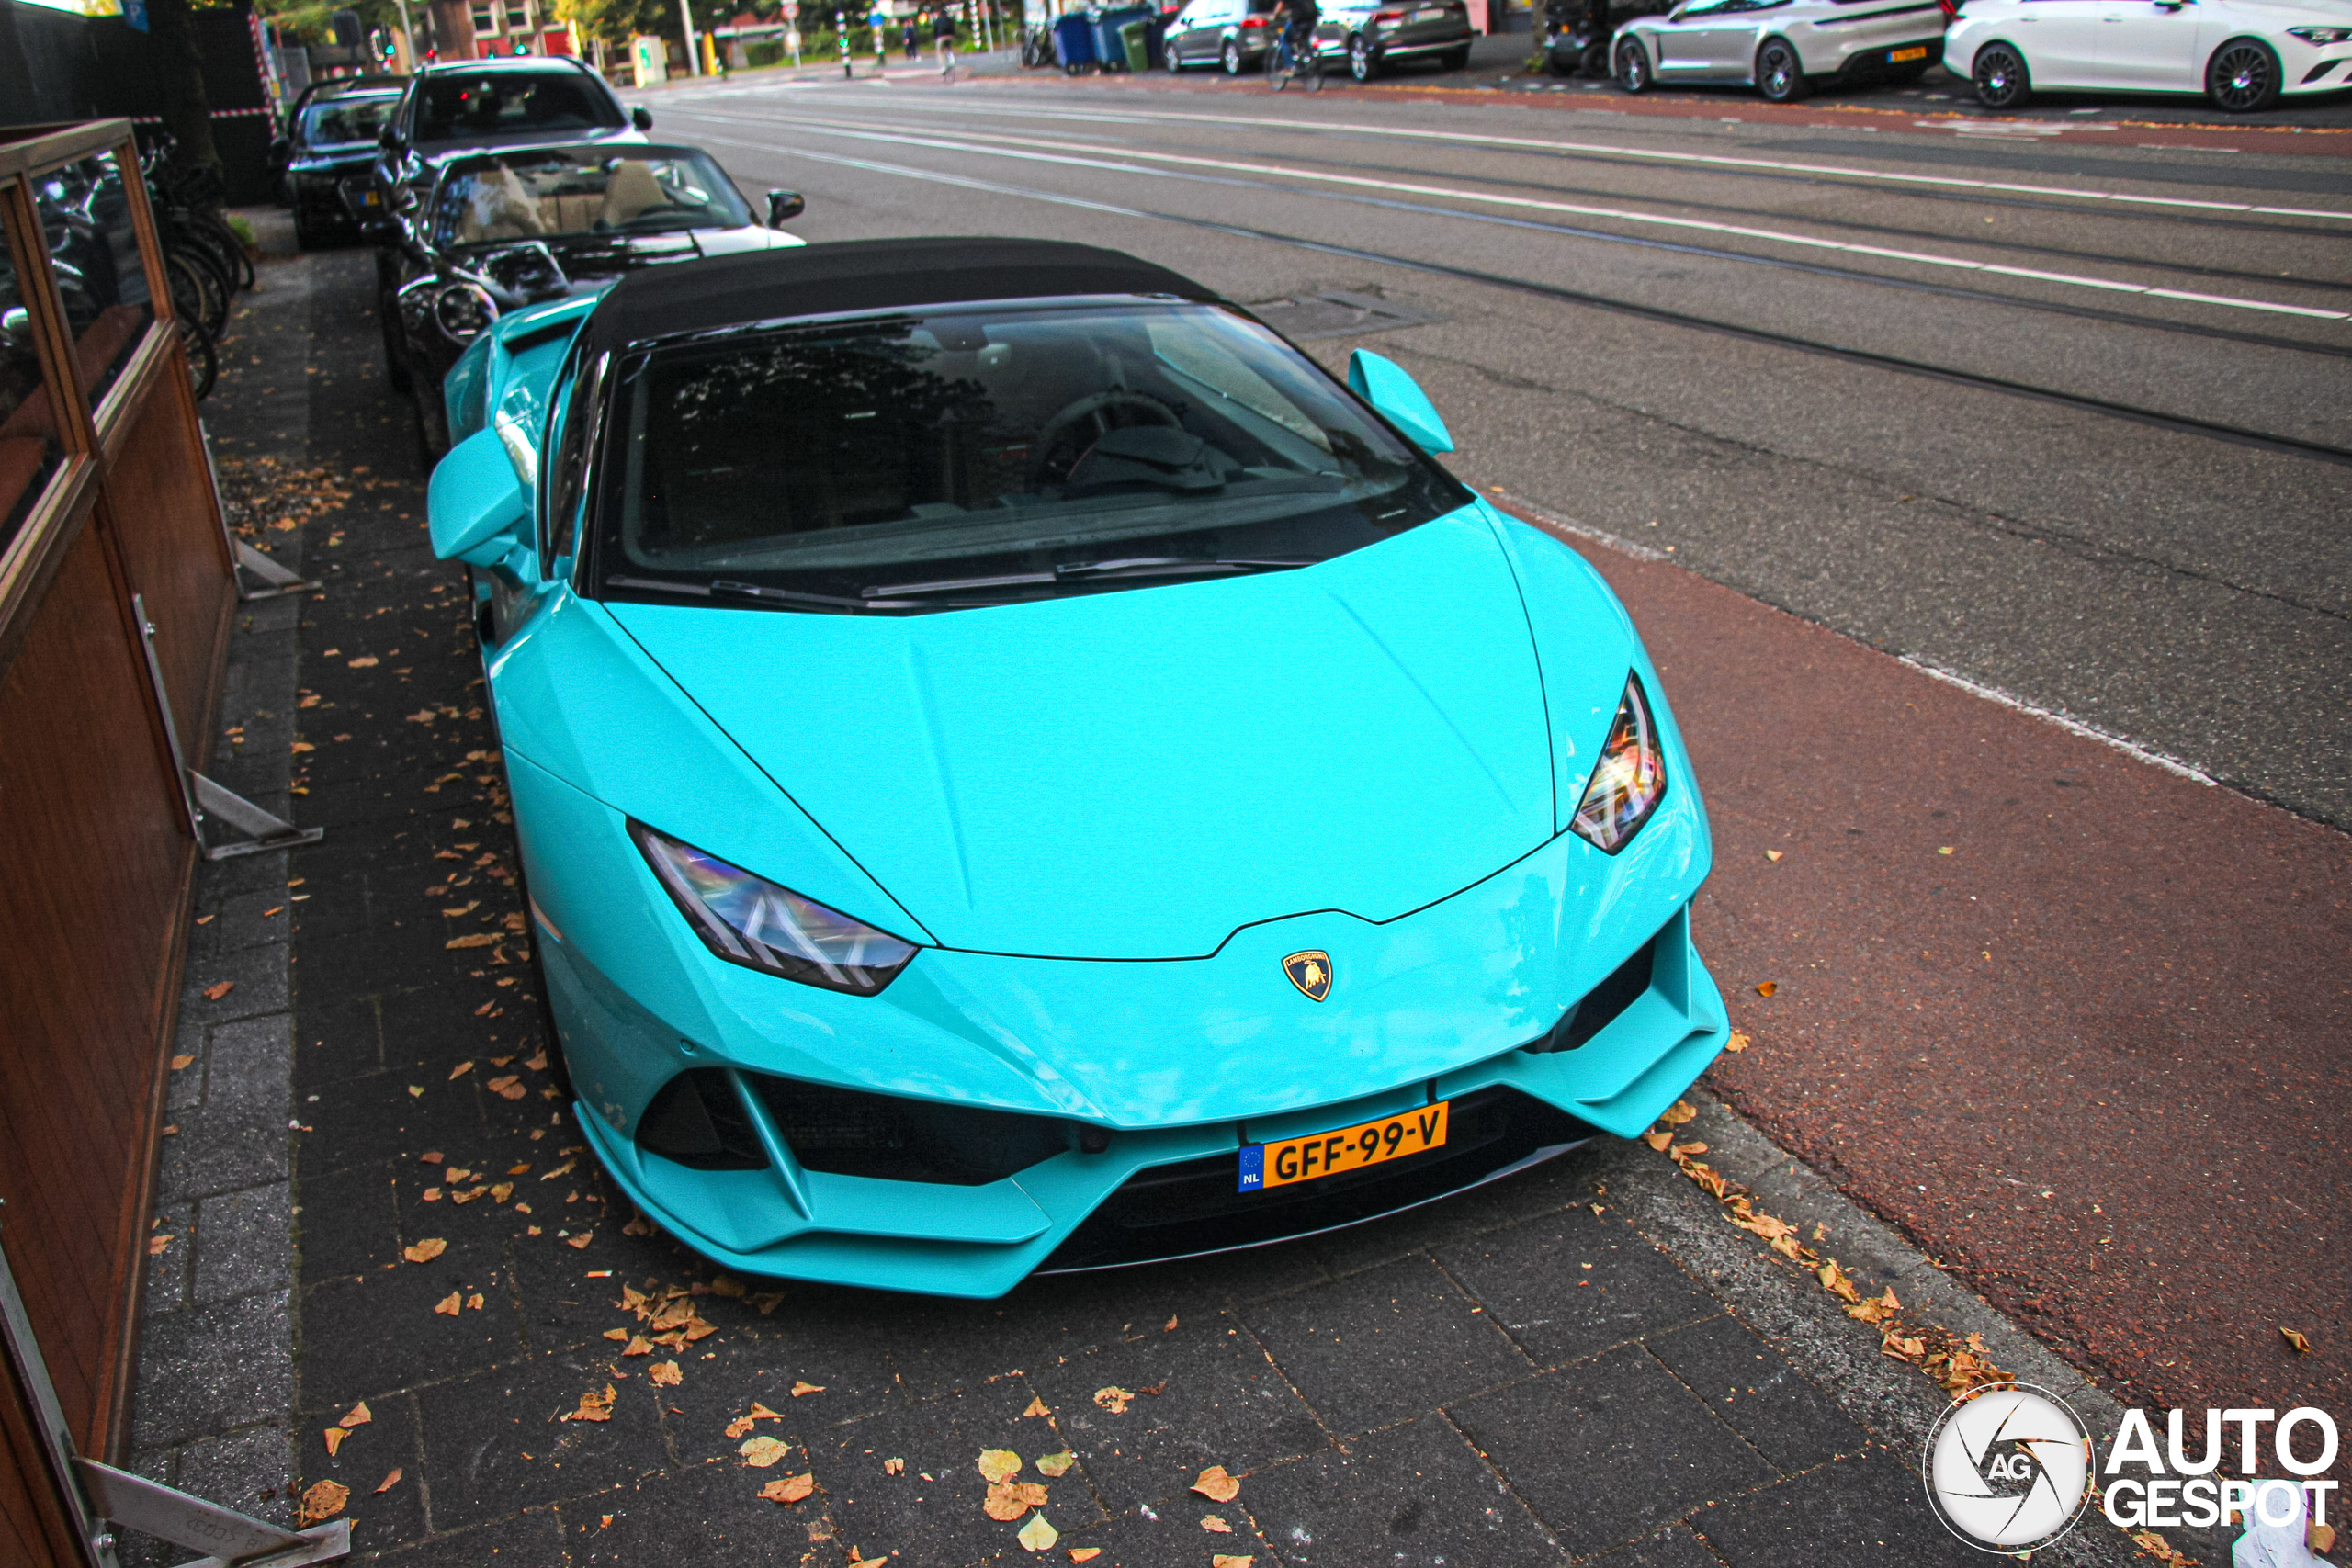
[1439,44,1470,70]
[1223,38,1242,73]
[1756,39,1808,101]
[2206,37,2280,112]
[1164,38,1182,69]
[1615,35,1651,92]
[1579,41,1611,76]
[1350,33,1379,79]
[379,304,413,395]
[1972,41,2030,109]
[413,378,449,462]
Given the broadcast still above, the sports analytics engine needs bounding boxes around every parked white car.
[1946,0,2352,111]
[1612,0,1951,102]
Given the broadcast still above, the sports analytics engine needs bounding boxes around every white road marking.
[675,107,2352,322]
[668,87,2352,223]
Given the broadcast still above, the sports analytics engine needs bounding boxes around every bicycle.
[1267,23,1324,89]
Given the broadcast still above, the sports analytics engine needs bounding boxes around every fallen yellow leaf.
[323,1427,345,1457]
[1035,1450,1076,1478]
[741,1436,791,1468]
[623,1335,653,1357]
[487,1075,526,1100]
[650,1361,682,1387]
[1023,1395,1051,1417]
[987,1480,1050,1520]
[340,1401,372,1428]
[1724,1031,1750,1054]
[448,1062,474,1079]
[1068,1551,1102,1564]
[884,1458,905,1475]
[1017,1514,1059,1553]
[201,981,235,1001]
[1202,1515,1233,1533]
[374,1468,401,1494]
[432,1292,460,1316]
[1755,981,1777,998]
[566,1233,594,1250]
[978,1450,1023,1483]
[299,1480,348,1524]
[1092,1386,1134,1415]
[1192,1466,1240,1503]
[1641,1130,1672,1152]
[791,1380,825,1396]
[2283,1326,2312,1353]
[1669,1142,1708,1158]
[564,1385,616,1423]
[170,1054,195,1070]
[147,1235,173,1257]
[760,1472,815,1505]
[1212,1556,1254,1568]
[1765,850,1782,862]
[1658,1101,1697,1127]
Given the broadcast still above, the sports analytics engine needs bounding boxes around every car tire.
[1164,38,1182,69]
[413,378,450,462]
[1579,41,1611,76]
[1615,35,1651,92]
[2205,37,2280,113]
[1972,41,2030,109]
[1350,32,1379,79]
[1223,37,1242,73]
[1756,39,1808,101]
[1439,45,1470,70]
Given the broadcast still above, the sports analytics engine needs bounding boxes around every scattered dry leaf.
[1754,980,1777,997]
[741,1436,792,1468]
[1670,1142,1708,1158]
[1035,1451,1076,1478]
[1017,1514,1059,1553]
[2282,1326,2312,1353]
[565,1385,617,1423]
[1068,1551,1102,1564]
[1092,1386,1134,1415]
[147,1235,174,1257]
[1193,1466,1240,1503]
[347,655,378,668]
[201,981,235,1001]
[650,1361,682,1387]
[986,1480,1049,1520]
[566,1232,594,1250]
[1023,1395,1051,1417]
[791,1381,824,1397]
[323,1427,346,1457]
[374,1469,402,1495]
[1211,1557,1254,1568]
[709,1274,746,1298]
[978,1450,1023,1484]
[749,1402,786,1420]
[885,1458,906,1475]
[1765,850,1782,862]
[623,1335,653,1357]
[433,1292,460,1316]
[760,1472,815,1505]
[605,1327,629,1342]
[340,1401,373,1428]
[1641,1130,1672,1152]
[1724,1031,1750,1054]
[448,1062,474,1079]
[487,1075,526,1100]
[446,934,499,950]
[299,1480,348,1523]
[1201,1515,1233,1533]
[1658,1101,1697,1127]
[170,1054,196,1070]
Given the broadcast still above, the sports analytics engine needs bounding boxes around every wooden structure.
[0,118,234,1568]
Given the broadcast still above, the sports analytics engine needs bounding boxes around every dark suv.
[370,57,650,220]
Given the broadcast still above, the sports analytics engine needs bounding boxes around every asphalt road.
[626,69,2352,1421]
[646,68,2352,831]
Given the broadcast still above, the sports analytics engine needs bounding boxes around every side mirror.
[1347,349,1453,456]
[765,189,806,227]
[429,427,530,568]
[632,106,654,130]
[360,218,402,246]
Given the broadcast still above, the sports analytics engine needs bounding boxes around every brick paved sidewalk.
[130,244,2147,1568]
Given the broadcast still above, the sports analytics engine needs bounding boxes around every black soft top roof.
[580,238,1217,354]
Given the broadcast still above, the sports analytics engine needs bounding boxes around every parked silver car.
[1612,0,1949,100]
[1314,0,1476,77]
[1163,0,1284,73]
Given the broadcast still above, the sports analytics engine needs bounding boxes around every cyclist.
[1272,0,1322,82]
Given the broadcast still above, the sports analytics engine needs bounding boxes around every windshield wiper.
[865,558,1313,600]
[605,574,927,613]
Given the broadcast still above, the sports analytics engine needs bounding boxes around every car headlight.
[2288,25,2352,42]
[629,821,917,995]
[1568,673,1668,854]
[433,282,498,342]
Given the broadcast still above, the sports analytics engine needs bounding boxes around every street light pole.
[678,0,702,73]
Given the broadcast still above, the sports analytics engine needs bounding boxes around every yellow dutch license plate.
[1891,45,1928,62]
[1238,1101,1450,1192]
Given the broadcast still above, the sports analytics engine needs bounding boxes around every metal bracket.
[132,592,323,861]
[73,1461,350,1568]
[199,420,321,602]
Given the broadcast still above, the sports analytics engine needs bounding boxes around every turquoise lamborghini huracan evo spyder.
[425,237,1730,1297]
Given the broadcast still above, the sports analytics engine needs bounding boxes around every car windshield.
[414,71,621,142]
[434,149,751,245]
[300,95,399,147]
[589,300,1470,613]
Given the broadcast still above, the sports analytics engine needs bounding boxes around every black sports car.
[368,141,805,454]
[275,83,406,249]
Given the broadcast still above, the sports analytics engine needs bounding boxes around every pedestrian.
[935,7,956,75]
[903,12,920,58]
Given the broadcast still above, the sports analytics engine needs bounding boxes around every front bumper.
[519,734,1727,1296]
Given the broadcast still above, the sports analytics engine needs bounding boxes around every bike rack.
[199,422,321,603]
[133,592,322,861]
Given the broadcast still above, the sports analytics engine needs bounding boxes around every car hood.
[608,509,1596,961]
[458,227,803,302]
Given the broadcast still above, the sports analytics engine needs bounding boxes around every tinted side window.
[543,347,607,567]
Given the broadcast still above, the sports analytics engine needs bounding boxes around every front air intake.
[749,1076,1070,1186]
[636,1069,768,1170]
